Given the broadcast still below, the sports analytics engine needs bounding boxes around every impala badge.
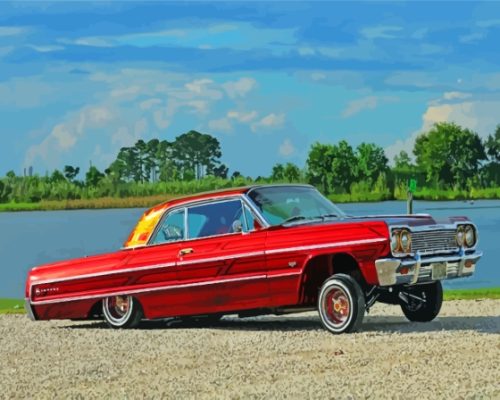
[288,261,297,268]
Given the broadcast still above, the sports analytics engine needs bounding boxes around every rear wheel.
[102,295,143,329]
[318,274,365,334]
[400,281,443,322]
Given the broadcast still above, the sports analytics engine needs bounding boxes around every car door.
[123,208,185,319]
[175,198,268,315]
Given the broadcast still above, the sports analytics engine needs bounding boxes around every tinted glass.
[150,209,185,244]
[248,186,345,225]
[188,200,244,239]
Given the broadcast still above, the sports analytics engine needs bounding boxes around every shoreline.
[1,194,499,212]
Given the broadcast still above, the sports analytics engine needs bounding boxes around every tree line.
[1,122,500,204]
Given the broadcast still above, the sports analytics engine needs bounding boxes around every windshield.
[247,186,346,226]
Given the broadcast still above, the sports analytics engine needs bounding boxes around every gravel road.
[1,299,499,399]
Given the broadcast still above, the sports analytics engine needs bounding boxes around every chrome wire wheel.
[102,295,143,328]
[323,286,350,328]
[318,274,365,334]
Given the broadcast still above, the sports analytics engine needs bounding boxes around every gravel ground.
[1,300,499,400]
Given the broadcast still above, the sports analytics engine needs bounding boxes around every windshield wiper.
[281,215,308,224]
[316,213,338,220]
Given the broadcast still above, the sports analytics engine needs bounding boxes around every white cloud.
[187,100,210,114]
[227,110,258,123]
[385,95,500,163]
[279,139,295,157]
[153,109,170,129]
[111,85,142,99]
[184,78,223,100]
[360,25,402,40]
[25,105,115,168]
[442,91,471,100]
[185,78,213,94]
[459,32,485,44]
[140,98,162,110]
[342,96,378,118]
[251,113,285,132]
[28,45,64,53]
[223,77,256,98]
[342,95,397,118]
[310,72,326,81]
[477,19,500,28]
[0,26,27,36]
[208,117,232,133]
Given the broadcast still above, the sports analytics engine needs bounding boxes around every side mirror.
[232,220,243,233]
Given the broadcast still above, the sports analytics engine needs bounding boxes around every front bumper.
[375,250,482,286]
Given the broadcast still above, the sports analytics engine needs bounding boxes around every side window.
[243,204,257,231]
[187,200,245,239]
[150,209,185,244]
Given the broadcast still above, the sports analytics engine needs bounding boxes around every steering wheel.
[162,225,183,241]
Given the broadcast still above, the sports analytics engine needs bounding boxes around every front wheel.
[318,274,365,334]
[400,281,443,322]
[102,295,143,329]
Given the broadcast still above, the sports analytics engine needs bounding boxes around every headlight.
[400,230,412,252]
[456,226,465,247]
[390,229,411,254]
[464,225,476,247]
[391,230,400,252]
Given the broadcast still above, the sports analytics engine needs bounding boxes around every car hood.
[344,214,470,228]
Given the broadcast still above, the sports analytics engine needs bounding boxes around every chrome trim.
[30,272,302,306]
[178,251,265,266]
[241,194,270,228]
[32,261,176,286]
[144,195,269,248]
[265,237,387,255]
[375,250,482,286]
[30,237,385,292]
[388,222,479,257]
[24,298,36,320]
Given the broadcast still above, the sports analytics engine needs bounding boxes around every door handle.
[179,248,194,256]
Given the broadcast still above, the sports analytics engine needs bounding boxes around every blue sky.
[1,1,500,178]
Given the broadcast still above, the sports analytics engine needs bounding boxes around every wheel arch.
[298,251,367,305]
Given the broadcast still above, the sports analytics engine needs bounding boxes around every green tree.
[331,140,357,192]
[231,171,241,180]
[485,124,500,162]
[63,165,80,182]
[283,162,301,182]
[414,122,486,189]
[394,150,413,170]
[173,130,222,179]
[306,143,334,194]
[356,143,388,183]
[271,163,285,181]
[85,166,105,187]
[50,169,66,183]
[212,164,229,179]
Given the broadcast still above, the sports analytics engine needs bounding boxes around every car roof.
[146,183,314,214]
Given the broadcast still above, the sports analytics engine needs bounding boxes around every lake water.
[0,200,498,298]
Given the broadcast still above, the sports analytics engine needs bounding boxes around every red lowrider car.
[25,185,482,334]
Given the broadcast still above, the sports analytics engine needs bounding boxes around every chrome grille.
[411,229,458,254]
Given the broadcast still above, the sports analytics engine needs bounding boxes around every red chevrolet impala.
[25,185,482,334]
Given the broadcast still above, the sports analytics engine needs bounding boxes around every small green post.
[407,178,416,214]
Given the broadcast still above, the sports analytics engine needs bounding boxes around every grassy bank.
[0,195,176,212]
[0,298,24,314]
[2,185,500,212]
[2,288,499,315]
